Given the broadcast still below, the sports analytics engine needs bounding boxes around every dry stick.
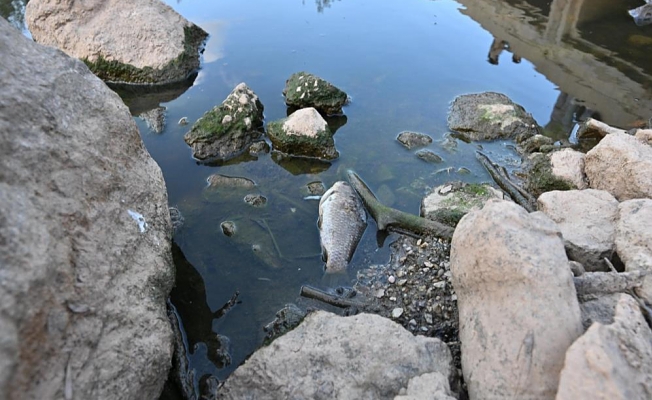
[346,170,454,240]
[260,218,284,259]
[213,291,240,319]
[573,270,648,298]
[476,151,536,212]
[300,285,365,309]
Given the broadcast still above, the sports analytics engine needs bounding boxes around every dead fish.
[318,181,367,274]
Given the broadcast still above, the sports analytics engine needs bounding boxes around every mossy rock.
[421,182,503,227]
[267,121,337,160]
[184,83,265,160]
[283,72,348,115]
[525,153,574,197]
[83,25,208,85]
[447,92,540,142]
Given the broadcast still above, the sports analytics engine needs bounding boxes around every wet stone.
[244,194,267,207]
[397,131,433,150]
[416,149,444,164]
[221,221,236,236]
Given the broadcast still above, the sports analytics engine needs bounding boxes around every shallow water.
[3,0,650,393]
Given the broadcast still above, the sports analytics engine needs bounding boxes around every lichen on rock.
[447,92,540,142]
[184,83,265,160]
[282,71,348,114]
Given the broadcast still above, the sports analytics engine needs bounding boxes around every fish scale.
[318,181,368,274]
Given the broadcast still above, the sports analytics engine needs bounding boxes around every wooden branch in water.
[300,285,365,309]
[573,271,648,298]
[476,151,536,212]
[577,118,627,139]
[346,170,454,240]
[213,291,240,319]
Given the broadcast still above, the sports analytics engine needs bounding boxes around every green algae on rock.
[267,107,338,160]
[420,182,504,227]
[526,153,575,197]
[27,0,208,85]
[184,83,265,160]
[82,25,208,84]
[283,72,348,115]
[447,92,540,142]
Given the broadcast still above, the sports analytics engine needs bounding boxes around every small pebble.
[389,296,397,302]
[433,281,446,289]
[392,308,404,319]
[417,239,422,246]
[451,294,458,301]
[375,289,385,298]
[397,279,408,286]
[388,275,396,284]
[178,117,189,125]
[424,313,433,324]
[424,261,433,268]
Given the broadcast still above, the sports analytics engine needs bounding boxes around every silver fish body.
[318,181,367,273]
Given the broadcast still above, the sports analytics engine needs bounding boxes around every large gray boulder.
[537,189,619,271]
[0,18,174,400]
[447,92,540,142]
[616,199,652,302]
[184,83,265,160]
[26,0,207,84]
[451,200,582,400]
[556,294,652,400]
[584,132,652,201]
[218,311,455,400]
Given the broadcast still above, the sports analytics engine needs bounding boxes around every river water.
[3,0,650,394]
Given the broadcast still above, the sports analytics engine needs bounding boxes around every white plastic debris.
[127,210,147,233]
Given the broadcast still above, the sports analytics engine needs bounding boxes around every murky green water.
[3,0,650,394]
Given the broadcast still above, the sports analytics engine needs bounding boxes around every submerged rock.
[218,311,454,399]
[0,18,174,399]
[139,106,166,133]
[283,71,348,114]
[26,0,207,84]
[538,189,618,272]
[416,149,444,164]
[243,194,267,207]
[397,131,433,150]
[220,221,236,237]
[206,174,256,190]
[184,83,265,160]
[447,92,540,142]
[267,107,338,160]
[584,132,652,201]
[557,294,652,399]
[451,200,582,400]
